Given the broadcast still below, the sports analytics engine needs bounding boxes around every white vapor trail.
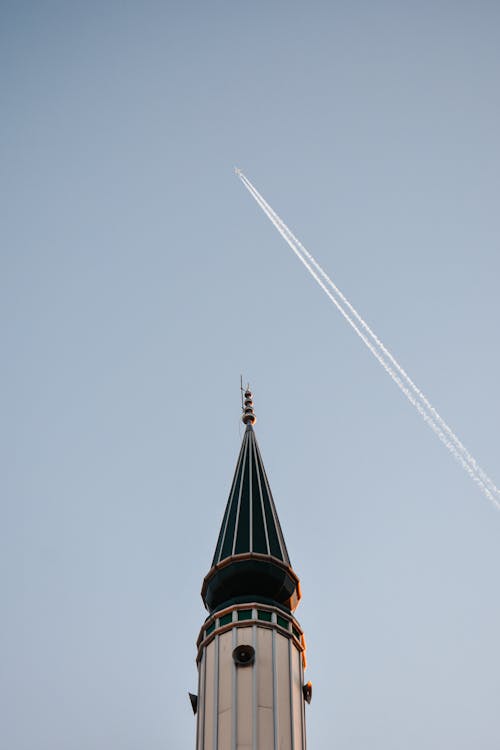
[239,172,498,496]
[235,168,500,510]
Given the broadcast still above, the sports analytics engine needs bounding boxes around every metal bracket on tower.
[188,692,198,715]
[303,681,313,704]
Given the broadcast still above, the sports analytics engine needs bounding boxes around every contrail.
[235,168,500,510]
[238,171,497,496]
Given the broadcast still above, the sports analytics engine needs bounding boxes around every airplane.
[234,166,242,176]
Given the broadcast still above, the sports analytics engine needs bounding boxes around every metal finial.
[242,386,257,426]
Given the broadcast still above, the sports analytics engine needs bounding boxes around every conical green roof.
[211,423,291,566]
[202,390,301,614]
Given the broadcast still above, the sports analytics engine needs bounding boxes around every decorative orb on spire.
[242,388,257,425]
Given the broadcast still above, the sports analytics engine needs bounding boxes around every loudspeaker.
[232,644,255,666]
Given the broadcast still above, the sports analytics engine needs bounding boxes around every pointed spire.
[210,419,290,566]
[201,388,301,614]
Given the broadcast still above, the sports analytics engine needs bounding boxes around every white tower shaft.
[196,603,306,750]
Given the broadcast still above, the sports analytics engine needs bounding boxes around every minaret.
[192,389,310,750]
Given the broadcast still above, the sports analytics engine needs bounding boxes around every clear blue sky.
[2,2,499,748]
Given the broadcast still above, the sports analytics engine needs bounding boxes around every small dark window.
[206,622,215,636]
[219,613,232,627]
[292,627,301,640]
[258,610,272,622]
[237,610,252,621]
[277,615,289,630]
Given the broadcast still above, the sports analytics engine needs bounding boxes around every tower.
[192,389,310,749]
